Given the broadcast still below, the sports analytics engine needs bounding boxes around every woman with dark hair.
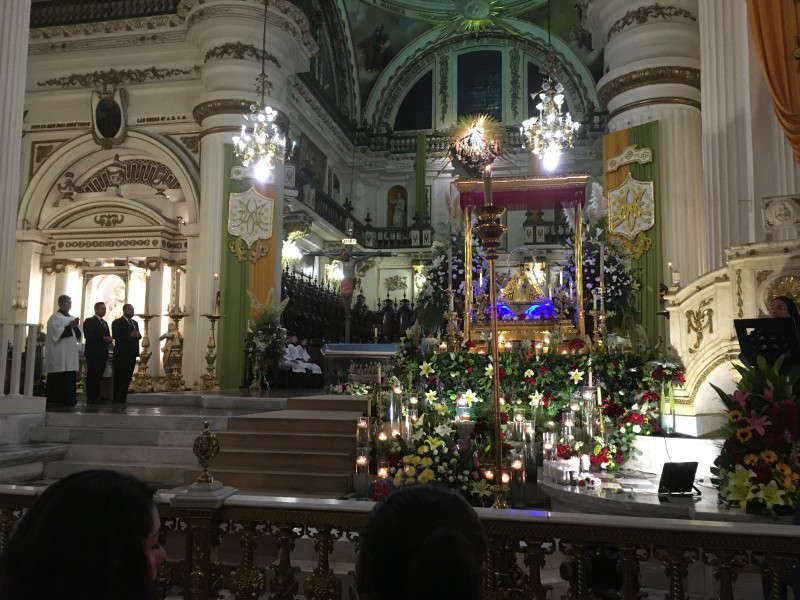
[357,485,487,600]
[769,295,800,326]
[0,470,166,600]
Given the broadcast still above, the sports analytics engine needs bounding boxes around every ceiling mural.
[343,0,601,113]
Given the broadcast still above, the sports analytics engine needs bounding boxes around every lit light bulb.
[542,144,560,171]
[253,157,271,182]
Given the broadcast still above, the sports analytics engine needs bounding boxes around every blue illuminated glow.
[497,299,557,320]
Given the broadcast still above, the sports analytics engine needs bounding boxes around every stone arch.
[365,19,598,129]
[19,131,200,230]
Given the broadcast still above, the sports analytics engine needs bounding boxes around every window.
[394,70,433,131]
[457,50,502,121]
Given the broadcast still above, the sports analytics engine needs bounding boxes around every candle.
[409,395,418,405]
[483,165,493,206]
[377,432,388,442]
[377,466,389,479]
[484,468,494,481]
[504,341,512,352]
[501,472,511,484]
[212,272,219,310]
[592,288,598,312]
[598,243,605,287]
[559,269,564,287]
[597,385,602,407]
[356,456,368,466]
[479,270,483,289]
[511,459,523,470]
[391,429,400,438]
[588,368,593,388]
[357,417,368,429]
[373,326,379,338]
[439,341,447,352]
[448,247,453,291]
[144,270,150,314]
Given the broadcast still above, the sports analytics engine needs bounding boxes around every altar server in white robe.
[282,334,320,373]
[298,336,322,374]
[44,294,81,406]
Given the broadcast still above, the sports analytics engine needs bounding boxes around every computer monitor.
[657,462,700,496]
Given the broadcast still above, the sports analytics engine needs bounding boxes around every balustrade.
[0,486,796,600]
[0,322,39,398]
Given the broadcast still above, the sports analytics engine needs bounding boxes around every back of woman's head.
[0,470,158,600]
[358,485,487,600]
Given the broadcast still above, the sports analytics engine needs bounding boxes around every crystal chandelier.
[519,0,580,172]
[520,80,580,171]
[232,0,286,182]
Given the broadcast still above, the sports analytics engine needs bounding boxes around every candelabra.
[132,314,156,393]
[199,311,222,391]
[165,306,188,391]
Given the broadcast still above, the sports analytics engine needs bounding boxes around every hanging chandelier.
[232,0,286,182]
[519,0,580,172]
[520,79,580,171]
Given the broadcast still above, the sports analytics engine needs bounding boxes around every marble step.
[44,412,231,432]
[213,449,353,471]
[185,468,352,496]
[129,393,288,411]
[46,459,191,486]
[63,444,195,465]
[286,395,370,412]
[30,426,198,447]
[0,443,69,483]
[225,411,360,435]
[217,431,354,452]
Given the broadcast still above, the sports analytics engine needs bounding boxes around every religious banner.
[227,185,274,263]
[607,173,655,250]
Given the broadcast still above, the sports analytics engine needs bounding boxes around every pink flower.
[730,390,750,409]
[763,387,774,402]
[744,410,771,436]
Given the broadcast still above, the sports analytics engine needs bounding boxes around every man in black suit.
[83,301,112,404]
[111,303,141,404]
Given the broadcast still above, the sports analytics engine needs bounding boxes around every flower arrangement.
[244,291,289,367]
[711,356,800,516]
[563,182,640,332]
[414,231,487,333]
[387,336,679,474]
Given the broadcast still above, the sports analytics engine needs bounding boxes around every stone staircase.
[187,395,369,497]
[29,411,233,485]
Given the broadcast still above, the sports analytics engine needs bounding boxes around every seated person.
[298,336,322,374]
[281,333,320,374]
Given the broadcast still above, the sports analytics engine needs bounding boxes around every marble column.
[0,1,31,322]
[589,0,706,285]
[181,0,314,387]
[699,0,800,261]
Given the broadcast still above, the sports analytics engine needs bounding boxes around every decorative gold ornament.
[608,174,655,242]
[607,4,697,41]
[192,420,220,485]
[766,275,800,308]
[686,298,714,354]
[37,66,200,89]
[448,114,505,176]
[606,144,653,172]
[229,237,269,264]
[598,66,700,108]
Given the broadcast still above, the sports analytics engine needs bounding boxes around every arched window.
[394,70,433,131]
[457,50,502,121]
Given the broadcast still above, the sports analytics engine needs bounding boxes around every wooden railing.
[1,486,799,599]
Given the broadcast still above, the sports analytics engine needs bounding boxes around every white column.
[0,1,31,322]
[590,0,706,284]
[699,0,800,257]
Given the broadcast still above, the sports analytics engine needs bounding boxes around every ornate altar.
[457,174,590,343]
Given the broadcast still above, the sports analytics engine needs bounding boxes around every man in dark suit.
[83,301,112,404]
[111,303,141,404]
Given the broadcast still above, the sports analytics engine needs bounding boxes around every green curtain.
[628,122,663,346]
[217,145,251,389]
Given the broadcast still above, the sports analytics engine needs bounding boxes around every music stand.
[657,462,700,496]
[735,318,800,367]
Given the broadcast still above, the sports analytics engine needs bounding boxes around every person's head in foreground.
[357,485,487,600]
[0,469,166,600]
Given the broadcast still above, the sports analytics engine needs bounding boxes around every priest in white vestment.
[44,294,81,406]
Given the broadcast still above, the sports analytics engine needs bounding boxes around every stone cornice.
[37,66,200,89]
[204,42,282,69]
[192,99,251,125]
[607,97,701,121]
[607,3,697,41]
[597,66,700,108]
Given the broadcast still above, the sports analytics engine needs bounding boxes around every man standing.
[83,301,112,404]
[111,303,141,404]
[44,295,81,407]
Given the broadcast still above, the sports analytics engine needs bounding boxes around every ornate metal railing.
[1,485,799,600]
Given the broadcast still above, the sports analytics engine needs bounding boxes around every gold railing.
[2,487,800,600]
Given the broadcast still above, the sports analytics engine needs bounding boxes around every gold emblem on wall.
[766,275,800,307]
[686,297,714,354]
[228,186,274,263]
[607,173,655,258]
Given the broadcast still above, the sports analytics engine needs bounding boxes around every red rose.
[675,370,685,384]
[539,365,549,376]
[500,412,509,424]
[465,340,477,349]
[568,338,586,351]
[652,365,664,382]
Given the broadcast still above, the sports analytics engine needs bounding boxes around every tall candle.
[213,272,219,310]
[587,368,593,388]
[598,243,605,288]
[483,165,493,206]
[559,269,564,287]
[144,270,150,314]
[592,288,598,312]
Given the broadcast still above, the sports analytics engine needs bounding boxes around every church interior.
[1,0,800,598]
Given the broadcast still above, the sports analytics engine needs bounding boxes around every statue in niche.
[388,187,407,227]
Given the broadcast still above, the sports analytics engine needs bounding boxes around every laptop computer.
[657,462,700,496]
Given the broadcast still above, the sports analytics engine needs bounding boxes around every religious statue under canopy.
[499,261,546,303]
